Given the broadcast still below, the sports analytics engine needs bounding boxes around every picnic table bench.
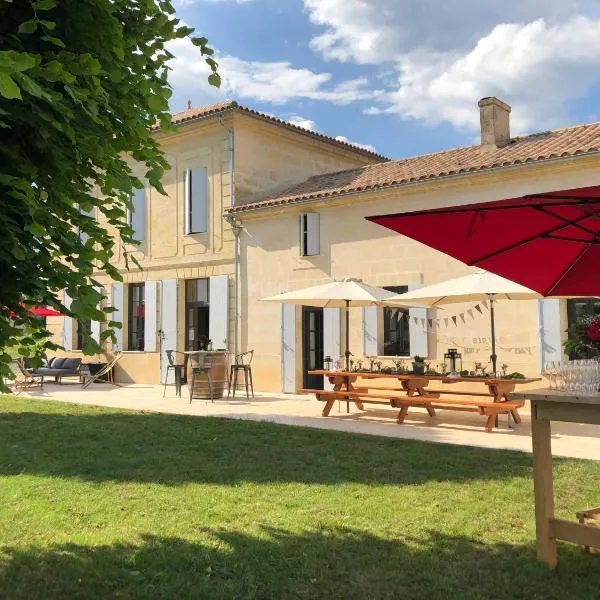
[302,370,540,432]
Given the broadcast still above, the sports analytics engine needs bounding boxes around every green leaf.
[147,94,167,112]
[25,223,46,237]
[14,73,51,100]
[41,35,66,48]
[0,73,21,100]
[0,51,38,73]
[33,0,56,9]
[208,73,221,88]
[18,20,38,34]
[39,20,56,30]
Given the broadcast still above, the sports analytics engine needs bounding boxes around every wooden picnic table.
[305,370,540,432]
[511,388,600,569]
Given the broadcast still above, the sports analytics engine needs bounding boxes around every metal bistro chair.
[189,354,214,404]
[228,350,254,400]
[163,350,188,398]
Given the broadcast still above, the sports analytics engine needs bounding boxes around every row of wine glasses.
[542,359,600,394]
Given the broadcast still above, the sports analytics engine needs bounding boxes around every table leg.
[531,402,557,569]
[321,398,335,417]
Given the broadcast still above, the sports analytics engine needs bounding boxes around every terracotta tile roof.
[153,100,388,160]
[225,122,600,214]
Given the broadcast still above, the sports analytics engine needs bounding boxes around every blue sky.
[168,0,600,159]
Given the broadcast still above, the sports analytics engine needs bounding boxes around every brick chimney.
[478,97,511,148]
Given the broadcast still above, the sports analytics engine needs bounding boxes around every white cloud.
[303,0,600,132]
[334,135,376,153]
[166,37,379,107]
[304,0,596,64]
[369,17,600,133]
[285,115,317,131]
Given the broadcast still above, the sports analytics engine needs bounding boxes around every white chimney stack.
[478,97,511,148]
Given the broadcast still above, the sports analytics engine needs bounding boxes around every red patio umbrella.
[367,185,600,296]
[29,306,63,317]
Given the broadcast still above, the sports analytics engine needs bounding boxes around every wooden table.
[185,351,228,400]
[309,370,539,425]
[511,388,600,569]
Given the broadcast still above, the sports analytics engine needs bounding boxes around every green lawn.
[0,397,598,599]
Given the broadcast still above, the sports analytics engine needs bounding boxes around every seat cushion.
[62,358,81,371]
[50,357,67,369]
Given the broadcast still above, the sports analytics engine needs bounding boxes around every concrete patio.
[17,380,600,460]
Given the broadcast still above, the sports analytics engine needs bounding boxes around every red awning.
[367,185,600,297]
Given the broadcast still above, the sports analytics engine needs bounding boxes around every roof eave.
[225,149,600,217]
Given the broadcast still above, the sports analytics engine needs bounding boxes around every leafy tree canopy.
[0,0,219,378]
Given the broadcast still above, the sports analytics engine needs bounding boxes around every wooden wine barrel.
[187,351,229,400]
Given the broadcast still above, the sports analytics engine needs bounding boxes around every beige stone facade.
[47,104,382,384]
[234,149,600,392]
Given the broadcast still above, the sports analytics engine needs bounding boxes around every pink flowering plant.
[564,314,600,358]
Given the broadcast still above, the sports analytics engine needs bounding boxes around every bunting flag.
[436,319,440,328]
[467,308,474,319]
[451,316,457,326]
[460,313,466,324]
[444,318,449,327]
[413,316,419,325]
[475,304,483,314]
[481,299,489,309]
[428,319,433,328]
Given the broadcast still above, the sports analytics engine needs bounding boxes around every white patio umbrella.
[262,278,406,372]
[386,271,542,375]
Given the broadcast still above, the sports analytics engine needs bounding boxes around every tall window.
[383,285,410,356]
[184,167,208,234]
[566,297,600,358]
[75,320,92,351]
[128,283,145,351]
[185,278,210,350]
[299,213,320,256]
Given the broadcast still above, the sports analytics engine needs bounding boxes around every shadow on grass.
[0,527,598,600]
[0,400,536,486]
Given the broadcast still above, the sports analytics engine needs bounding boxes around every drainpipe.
[223,124,241,359]
[226,214,242,359]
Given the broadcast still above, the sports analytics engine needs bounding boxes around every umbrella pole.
[345,300,350,414]
[489,295,497,376]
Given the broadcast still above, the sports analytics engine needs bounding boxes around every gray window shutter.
[185,167,208,234]
[363,306,378,356]
[323,307,340,389]
[130,188,146,242]
[209,275,229,350]
[78,206,93,245]
[281,303,296,392]
[160,279,178,383]
[408,283,428,358]
[144,281,158,352]
[63,290,73,351]
[90,285,102,344]
[306,213,320,256]
[111,283,124,351]
[538,299,562,369]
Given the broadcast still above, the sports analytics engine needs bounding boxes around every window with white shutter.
[184,167,208,234]
[299,213,320,256]
[128,188,146,242]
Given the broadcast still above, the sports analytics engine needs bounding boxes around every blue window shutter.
[111,283,124,351]
[323,307,340,389]
[185,167,208,234]
[209,275,229,350]
[281,304,296,392]
[408,283,428,358]
[160,280,178,383]
[144,281,157,352]
[363,306,378,356]
[130,188,146,242]
[63,290,73,351]
[538,299,562,370]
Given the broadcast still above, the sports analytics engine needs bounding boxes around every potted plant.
[412,355,426,375]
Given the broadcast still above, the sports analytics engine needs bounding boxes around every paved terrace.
[19,382,600,461]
